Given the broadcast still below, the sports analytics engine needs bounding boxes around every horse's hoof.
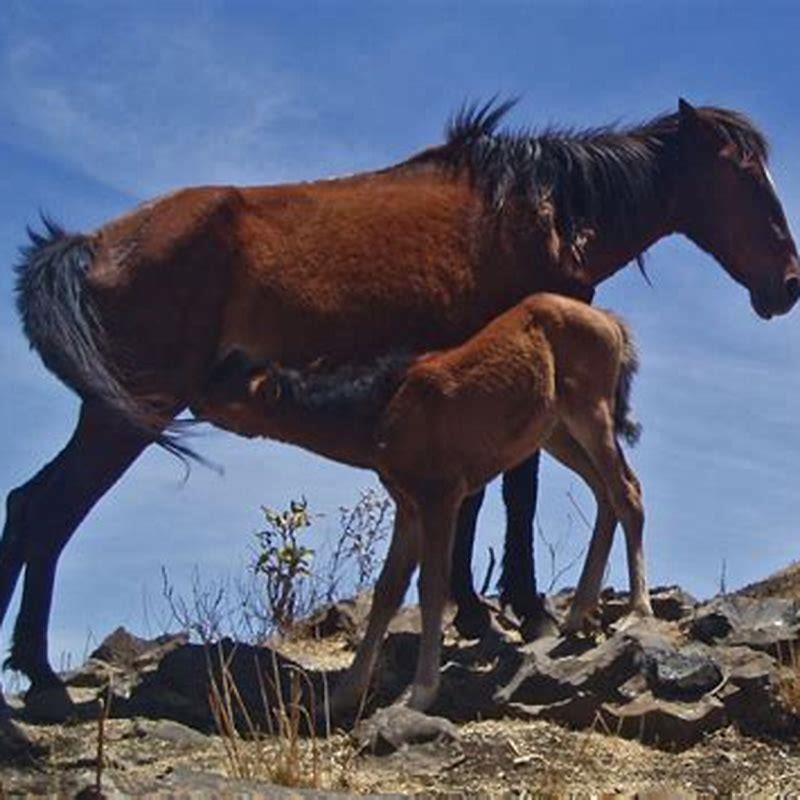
[520,610,561,642]
[452,603,491,640]
[23,684,83,724]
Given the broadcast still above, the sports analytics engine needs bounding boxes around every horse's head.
[674,99,800,319]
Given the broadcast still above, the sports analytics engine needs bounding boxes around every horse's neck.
[583,218,675,286]
[576,153,678,286]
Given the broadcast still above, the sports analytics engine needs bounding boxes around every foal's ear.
[678,97,726,152]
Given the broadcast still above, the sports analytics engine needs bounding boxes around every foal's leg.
[409,490,460,712]
[544,427,617,632]
[498,453,557,640]
[564,408,652,621]
[611,445,651,618]
[450,488,490,638]
[331,500,419,715]
[1,402,150,701]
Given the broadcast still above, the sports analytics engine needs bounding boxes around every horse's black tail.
[609,313,642,447]
[15,217,199,463]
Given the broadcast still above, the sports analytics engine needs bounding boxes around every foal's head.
[674,99,800,318]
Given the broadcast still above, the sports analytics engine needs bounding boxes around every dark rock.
[643,648,723,701]
[132,718,210,747]
[353,705,458,755]
[710,645,795,736]
[90,627,188,671]
[650,586,698,622]
[497,623,675,707]
[65,660,126,689]
[506,691,601,728]
[295,592,374,643]
[127,640,311,732]
[599,586,697,628]
[601,692,727,749]
[690,596,800,659]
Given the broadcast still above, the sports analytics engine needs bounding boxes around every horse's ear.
[678,98,698,120]
[678,97,725,152]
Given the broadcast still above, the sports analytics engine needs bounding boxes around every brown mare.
[4,99,798,726]
[199,293,646,711]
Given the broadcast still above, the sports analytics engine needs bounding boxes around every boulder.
[353,705,459,755]
[642,648,723,701]
[690,596,800,660]
[600,692,727,749]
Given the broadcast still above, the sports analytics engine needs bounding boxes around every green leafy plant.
[253,498,316,633]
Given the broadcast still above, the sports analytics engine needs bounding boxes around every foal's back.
[377,293,626,491]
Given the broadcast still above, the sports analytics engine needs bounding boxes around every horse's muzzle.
[751,268,800,319]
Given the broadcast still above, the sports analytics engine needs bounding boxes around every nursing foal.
[201,292,649,712]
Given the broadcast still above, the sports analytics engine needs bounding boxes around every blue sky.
[2,0,800,664]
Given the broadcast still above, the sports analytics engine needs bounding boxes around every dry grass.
[203,640,357,791]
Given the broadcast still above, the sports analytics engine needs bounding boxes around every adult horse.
[449,101,800,640]
[4,98,798,727]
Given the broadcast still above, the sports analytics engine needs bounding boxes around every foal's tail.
[609,314,642,447]
[15,217,196,462]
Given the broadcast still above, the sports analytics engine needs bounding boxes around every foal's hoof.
[353,705,458,755]
[452,603,491,640]
[562,608,603,639]
[610,605,655,634]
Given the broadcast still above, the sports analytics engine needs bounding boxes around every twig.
[480,547,497,596]
[95,681,113,795]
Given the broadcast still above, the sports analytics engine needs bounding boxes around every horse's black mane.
[421,98,769,251]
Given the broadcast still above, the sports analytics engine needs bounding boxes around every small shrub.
[253,498,317,634]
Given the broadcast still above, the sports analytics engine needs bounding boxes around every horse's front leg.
[2,402,150,717]
[498,453,557,639]
[450,488,492,639]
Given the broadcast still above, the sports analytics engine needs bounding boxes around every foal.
[200,292,650,712]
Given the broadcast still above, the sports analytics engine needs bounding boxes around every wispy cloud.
[0,10,381,198]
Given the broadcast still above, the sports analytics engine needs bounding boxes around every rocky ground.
[4,568,800,797]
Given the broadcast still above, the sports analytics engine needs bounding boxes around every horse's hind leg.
[450,488,491,639]
[2,401,150,707]
[562,406,652,622]
[544,426,617,633]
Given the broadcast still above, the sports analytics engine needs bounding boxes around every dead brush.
[204,641,353,789]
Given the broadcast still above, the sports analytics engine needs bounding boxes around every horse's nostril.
[786,276,800,302]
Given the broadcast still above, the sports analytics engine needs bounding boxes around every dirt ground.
[4,711,800,797]
[5,564,800,797]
